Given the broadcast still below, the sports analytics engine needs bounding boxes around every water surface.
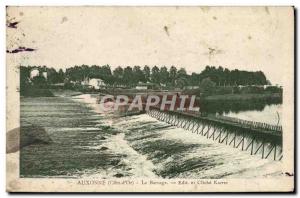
[20,94,283,179]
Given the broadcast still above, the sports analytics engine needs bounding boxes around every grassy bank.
[50,89,83,97]
[20,87,84,97]
[20,88,54,97]
[203,93,282,101]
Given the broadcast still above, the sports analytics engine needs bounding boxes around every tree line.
[20,65,270,88]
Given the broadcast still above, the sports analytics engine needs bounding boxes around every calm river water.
[223,104,282,125]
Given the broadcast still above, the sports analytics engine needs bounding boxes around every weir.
[147,108,283,161]
[96,91,283,161]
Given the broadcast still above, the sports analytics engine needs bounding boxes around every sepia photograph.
[6,5,294,192]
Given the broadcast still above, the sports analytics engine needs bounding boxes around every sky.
[7,6,294,85]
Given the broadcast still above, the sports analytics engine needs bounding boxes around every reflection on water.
[222,104,282,125]
[200,99,281,114]
[199,97,282,125]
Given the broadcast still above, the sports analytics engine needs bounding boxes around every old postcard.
[6,6,294,192]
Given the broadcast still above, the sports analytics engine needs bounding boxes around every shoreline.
[202,93,282,101]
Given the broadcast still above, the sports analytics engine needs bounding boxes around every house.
[89,78,105,89]
[136,82,155,90]
[30,69,39,79]
[81,78,105,89]
[160,83,167,88]
[30,69,47,80]
[184,85,199,90]
[42,72,47,79]
[81,77,89,86]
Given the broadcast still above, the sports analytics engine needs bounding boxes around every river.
[20,94,283,178]
[222,104,282,125]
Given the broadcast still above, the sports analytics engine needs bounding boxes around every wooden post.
[241,135,245,150]
[209,128,217,140]
[216,128,223,143]
[203,125,211,136]
[225,130,229,145]
[190,121,196,131]
[236,136,244,149]
[245,138,253,151]
[261,141,265,159]
[187,120,192,130]
[202,125,212,136]
[199,125,206,134]
[207,126,217,139]
[194,123,201,133]
[251,138,255,155]
[274,145,277,160]
[265,145,274,159]
[233,132,236,147]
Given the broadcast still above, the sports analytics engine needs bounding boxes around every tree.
[113,66,124,85]
[31,75,47,88]
[133,66,146,83]
[58,69,64,83]
[216,66,224,86]
[46,68,60,84]
[113,66,124,78]
[223,68,230,86]
[20,64,270,90]
[100,65,113,84]
[177,68,187,78]
[199,77,216,95]
[175,68,188,88]
[20,66,31,91]
[123,66,134,86]
[176,77,188,89]
[143,65,151,82]
[159,66,169,84]
[169,66,177,86]
[190,72,200,86]
[151,66,160,84]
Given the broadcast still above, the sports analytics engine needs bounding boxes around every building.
[81,78,105,89]
[89,78,105,89]
[136,82,155,90]
[30,69,39,79]
[81,77,89,86]
[30,69,47,80]
[184,85,199,90]
[42,72,47,79]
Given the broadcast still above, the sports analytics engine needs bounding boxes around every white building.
[30,69,39,79]
[136,84,148,90]
[135,82,155,90]
[81,77,89,86]
[42,71,47,79]
[184,85,199,90]
[89,78,105,89]
[29,69,47,80]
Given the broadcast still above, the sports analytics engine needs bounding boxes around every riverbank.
[20,87,84,97]
[202,93,282,101]
[20,88,54,97]
[199,93,282,115]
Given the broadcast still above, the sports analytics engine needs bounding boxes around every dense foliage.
[20,65,269,88]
